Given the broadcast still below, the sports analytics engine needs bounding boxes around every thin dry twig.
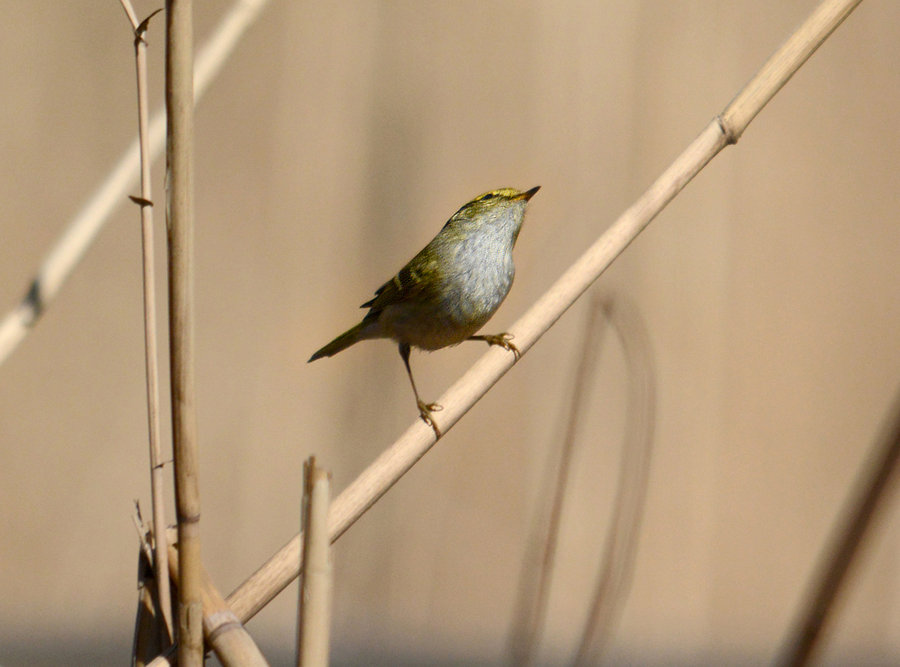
[777,388,900,666]
[507,297,609,666]
[165,1,203,664]
[120,0,173,646]
[220,0,865,628]
[297,458,333,667]
[0,0,271,367]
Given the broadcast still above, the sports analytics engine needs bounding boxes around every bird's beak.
[516,186,541,201]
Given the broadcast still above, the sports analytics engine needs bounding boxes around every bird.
[309,186,540,435]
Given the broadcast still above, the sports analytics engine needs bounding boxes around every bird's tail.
[308,322,370,362]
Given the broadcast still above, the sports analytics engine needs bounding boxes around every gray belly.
[381,257,515,350]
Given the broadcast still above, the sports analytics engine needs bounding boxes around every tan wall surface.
[1,1,898,664]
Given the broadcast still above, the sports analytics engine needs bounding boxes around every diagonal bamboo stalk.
[119,0,173,648]
[0,0,271,368]
[227,97,728,634]
[165,1,203,664]
[223,0,865,625]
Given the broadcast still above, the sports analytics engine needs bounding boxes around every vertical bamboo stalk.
[165,1,202,664]
[120,0,174,646]
[297,458,333,667]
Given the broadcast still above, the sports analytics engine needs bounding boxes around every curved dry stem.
[506,296,608,666]
[574,299,657,664]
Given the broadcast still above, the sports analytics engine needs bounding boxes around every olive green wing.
[361,251,440,311]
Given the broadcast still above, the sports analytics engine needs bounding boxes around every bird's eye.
[480,193,496,201]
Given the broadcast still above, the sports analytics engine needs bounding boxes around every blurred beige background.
[2,1,899,664]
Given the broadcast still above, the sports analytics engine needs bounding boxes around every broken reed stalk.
[0,0,271,368]
[120,0,173,647]
[508,296,609,666]
[140,1,866,662]
[165,1,203,664]
[221,0,866,626]
[297,458,333,667]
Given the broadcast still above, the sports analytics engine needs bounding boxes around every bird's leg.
[399,343,442,436]
[468,333,520,361]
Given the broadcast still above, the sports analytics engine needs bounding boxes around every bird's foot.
[472,333,521,360]
[417,400,443,437]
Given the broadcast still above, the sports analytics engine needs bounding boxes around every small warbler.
[309,186,540,434]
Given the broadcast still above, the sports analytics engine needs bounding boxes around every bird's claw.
[417,400,443,437]
[482,333,520,360]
